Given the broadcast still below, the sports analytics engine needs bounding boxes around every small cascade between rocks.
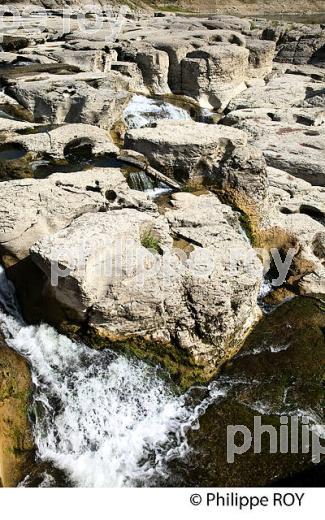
[124,95,192,129]
[127,169,173,199]
[128,170,154,191]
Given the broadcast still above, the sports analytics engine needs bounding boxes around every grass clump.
[141,228,161,252]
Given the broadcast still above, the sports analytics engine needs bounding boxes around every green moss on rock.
[0,332,34,487]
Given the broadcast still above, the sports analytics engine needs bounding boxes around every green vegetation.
[85,326,211,390]
[141,228,161,251]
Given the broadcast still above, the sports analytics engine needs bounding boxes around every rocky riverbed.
[0,4,324,487]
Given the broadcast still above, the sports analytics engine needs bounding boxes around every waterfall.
[124,95,191,130]
[127,171,173,200]
[0,266,223,487]
[128,170,154,191]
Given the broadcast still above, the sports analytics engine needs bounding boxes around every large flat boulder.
[6,73,130,129]
[30,194,263,384]
[223,113,325,185]
[5,123,118,160]
[0,168,154,261]
[125,120,247,182]
[228,74,325,111]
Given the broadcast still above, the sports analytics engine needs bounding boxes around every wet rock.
[218,144,269,204]
[123,94,191,130]
[1,35,31,52]
[161,297,325,487]
[0,331,34,487]
[118,149,181,190]
[18,461,71,488]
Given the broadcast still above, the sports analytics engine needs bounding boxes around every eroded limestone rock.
[181,44,249,110]
[6,74,130,129]
[4,123,118,160]
[266,167,325,297]
[30,194,263,385]
[0,168,155,261]
[223,114,325,185]
[228,74,325,111]
[125,120,248,182]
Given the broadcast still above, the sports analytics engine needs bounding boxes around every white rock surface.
[30,194,263,374]
[0,168,155,260]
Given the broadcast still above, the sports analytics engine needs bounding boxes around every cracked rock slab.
[0,168,155,261]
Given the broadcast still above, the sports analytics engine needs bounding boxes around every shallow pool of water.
[0,143,27,161]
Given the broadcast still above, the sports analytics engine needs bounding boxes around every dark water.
[128,170,154,191]
[0,143,26,161]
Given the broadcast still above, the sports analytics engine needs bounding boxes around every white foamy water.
[238,340,290,358]
[0,266,224,487]
[258,279,273,299]
[124,95,191,129]
[145,185,173,199]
